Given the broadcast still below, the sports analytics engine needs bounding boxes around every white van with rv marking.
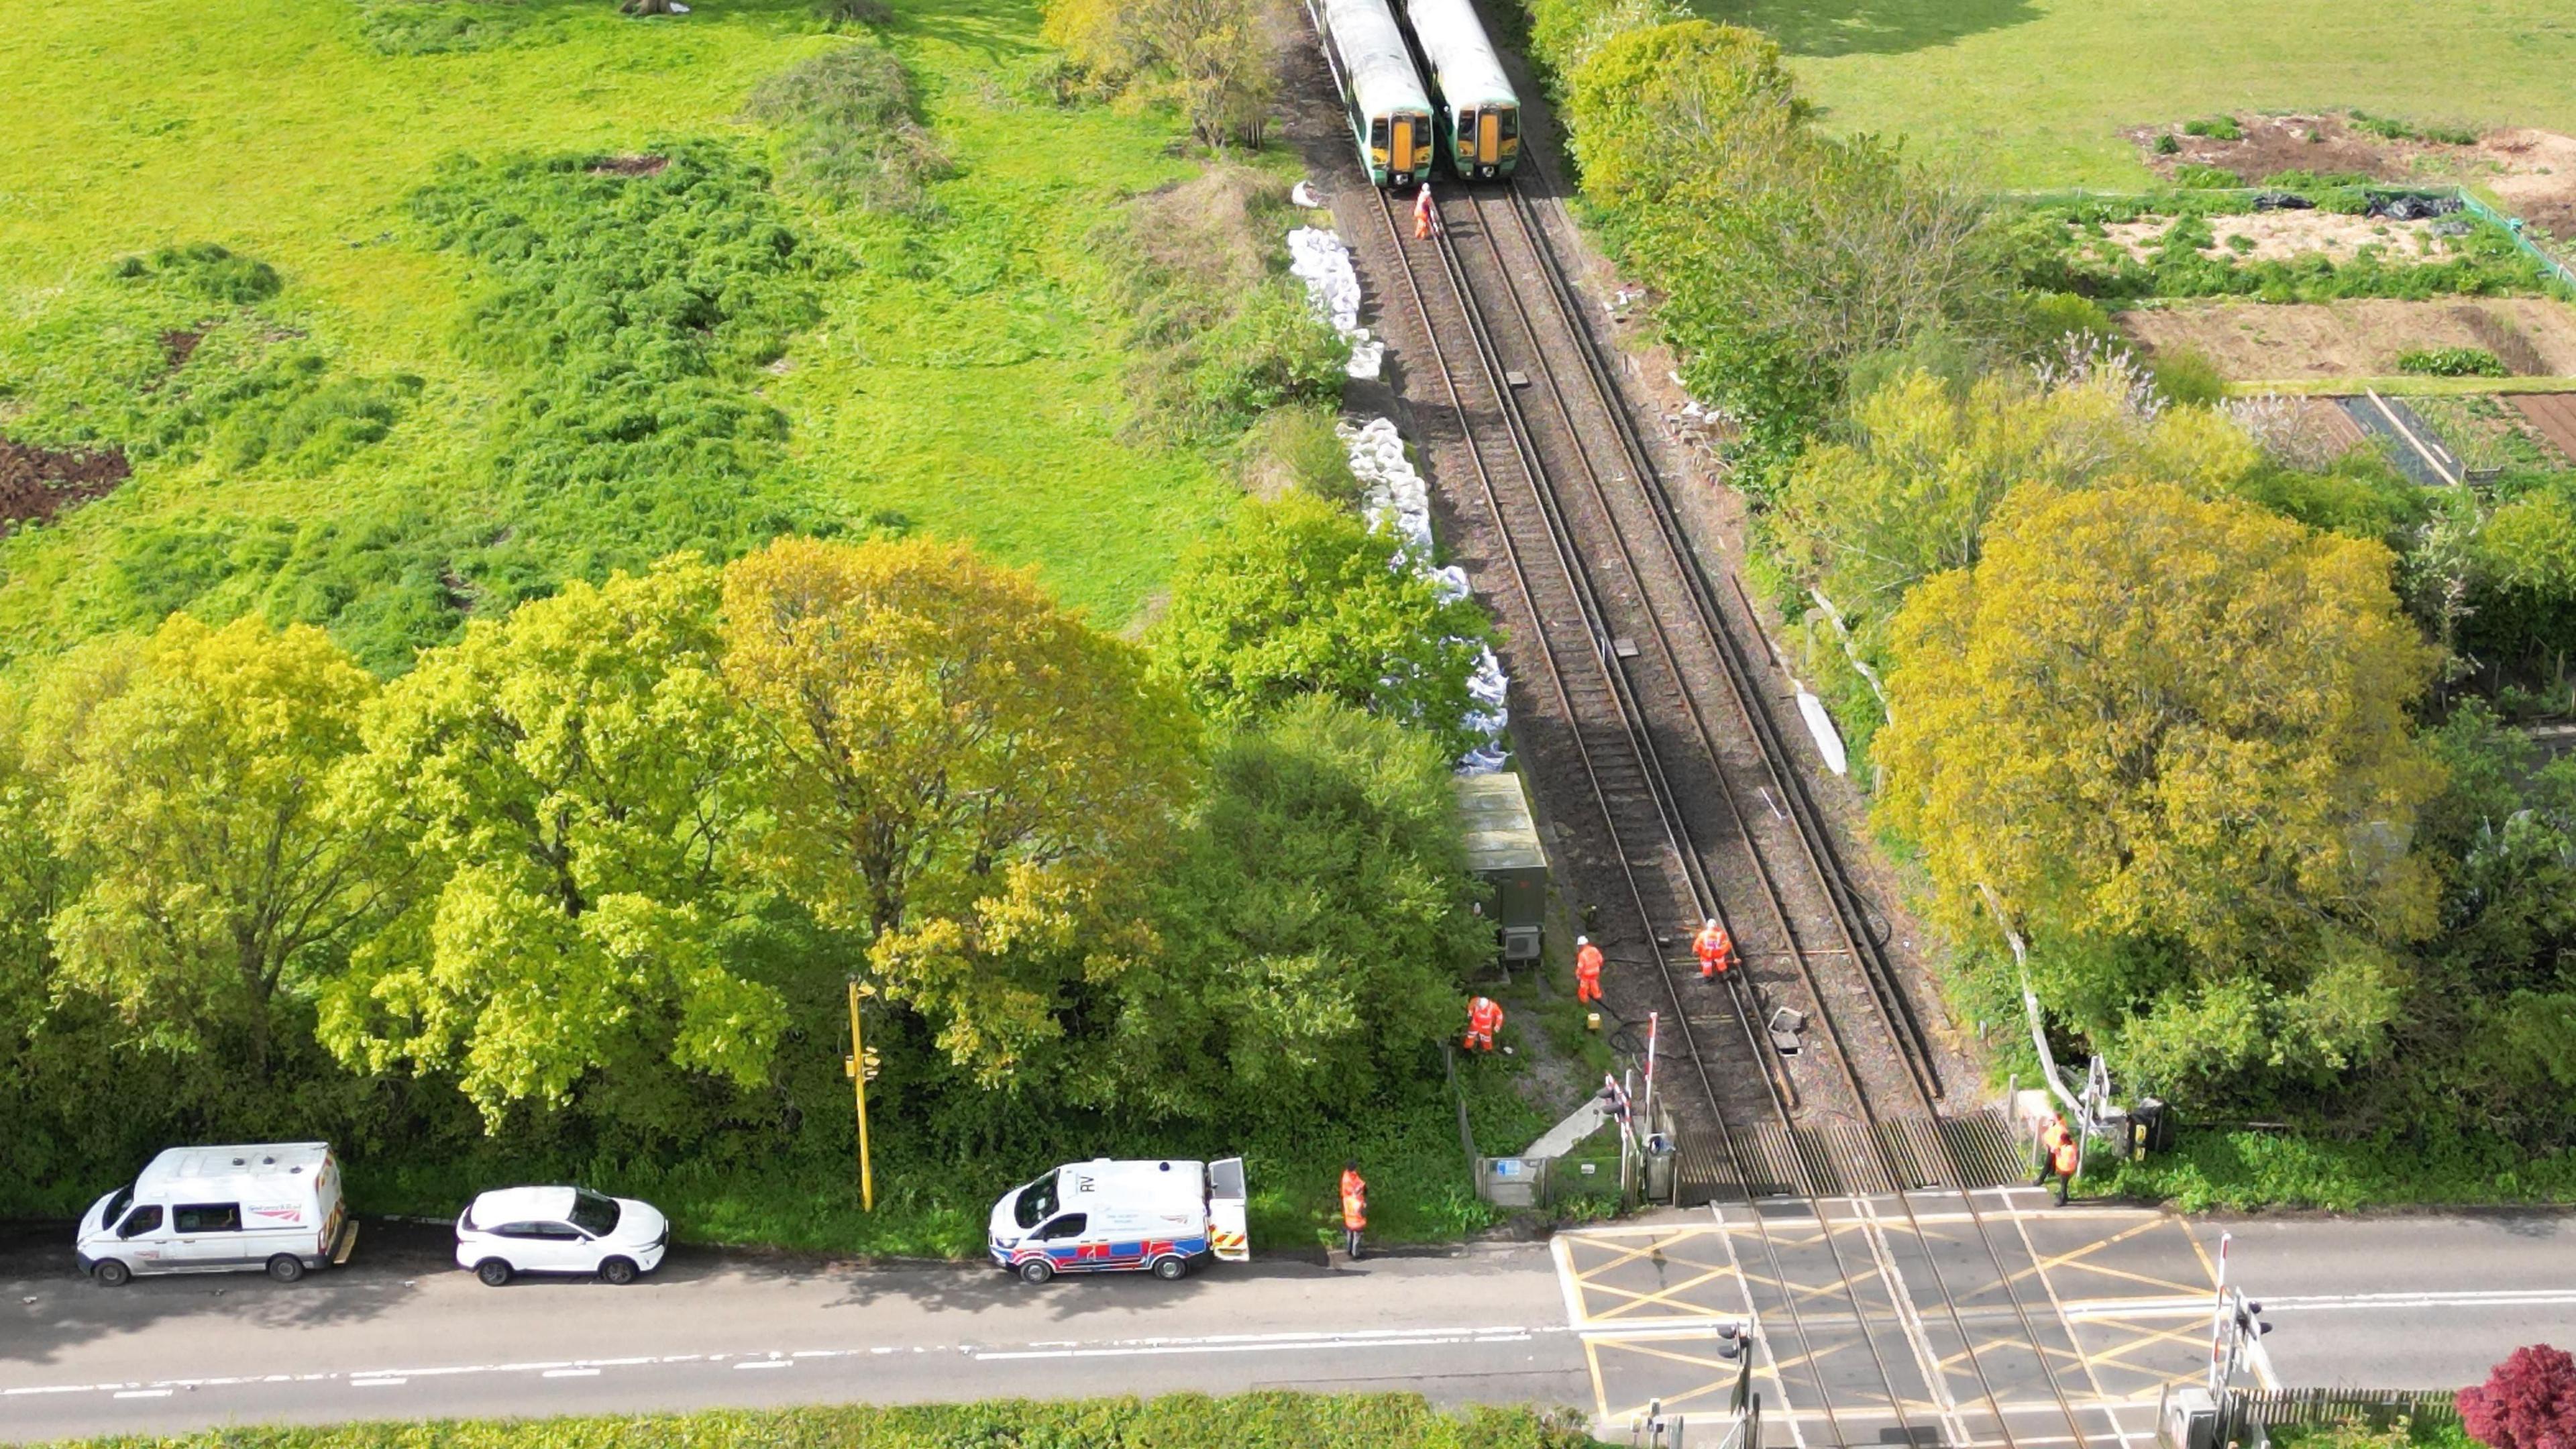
[988,1157,1249,1283]
[76,1142,355,1287]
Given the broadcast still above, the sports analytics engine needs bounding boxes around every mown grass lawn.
[1691,0,2576,187]
[0,0,1242,667]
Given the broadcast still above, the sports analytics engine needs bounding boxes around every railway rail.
[1356,133,2100,1444]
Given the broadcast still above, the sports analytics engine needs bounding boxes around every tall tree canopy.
[1149,492,1495,759]
[721,536,1196,1083]
[321,557,781,1125]
[1876,483,2444,1097]
[25,615,388,1075]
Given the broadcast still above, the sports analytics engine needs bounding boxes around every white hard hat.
[1705,918,1717,930]
[1575,935,1589,946]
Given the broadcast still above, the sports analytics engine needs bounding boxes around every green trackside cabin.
[1455,770,1547,965]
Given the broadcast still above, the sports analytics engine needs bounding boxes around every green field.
[1694,0,2576,186]
[0,0,1239,669]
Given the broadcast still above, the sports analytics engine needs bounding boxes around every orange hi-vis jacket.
[1694,922,1733,968]
[1468,997,1504,1032]
[2041,1117,2069,1153]
[1574,943,1604,987]
[1341,1183,1368,1231]
[2051,1138,2080,1178]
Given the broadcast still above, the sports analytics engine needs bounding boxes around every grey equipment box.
[1455,771,1548,962]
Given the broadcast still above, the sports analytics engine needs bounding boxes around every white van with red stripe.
[76,1142,356,1287]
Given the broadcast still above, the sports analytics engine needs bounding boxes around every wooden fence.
[2223,1387,2462,1443]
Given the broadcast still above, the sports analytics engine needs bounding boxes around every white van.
[76,1142,356,1286]
[987,1157,1249,1283]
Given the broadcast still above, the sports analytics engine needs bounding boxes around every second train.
[1309,0,1520,186]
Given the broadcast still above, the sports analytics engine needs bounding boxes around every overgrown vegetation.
[1044,0,1281,149]
[2012,200,2555,304]
[744,40,950,215]
[32,1395,1605,1449]
[2398,346,2508,377]
[1099,168,1348,444]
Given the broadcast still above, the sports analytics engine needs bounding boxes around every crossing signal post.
[844,978,880,1212]
[2205,1232,2273,1401]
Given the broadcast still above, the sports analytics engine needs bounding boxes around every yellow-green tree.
[320,557,783,1126]
[720,537,1197,1083]
[1775,367,2261,616]
[1876,483,2444,1094]
[26,615,388,1077]
[1044,0,1277,148]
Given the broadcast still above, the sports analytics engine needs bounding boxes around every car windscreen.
[101,1183,134,1226]
[1013,1171,1059,1230]
[568,1189,621,1238]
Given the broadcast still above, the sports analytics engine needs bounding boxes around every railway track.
[1359,152,2100,1445]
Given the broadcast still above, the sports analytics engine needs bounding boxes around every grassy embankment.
[1694,0,2576,187]
[0,0,1234,665]
[28,1396,1605,1449]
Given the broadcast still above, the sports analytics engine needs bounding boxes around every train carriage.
[1401,0,1519,180]
[1309,0,1436,187]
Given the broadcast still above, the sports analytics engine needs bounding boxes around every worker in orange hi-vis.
[1462,994,1504,1053]
[1573,936,1605,1006]
[1413,180,1438,240]
[1339,1161,1368,1260]
[2048,1131,2081,1207]
[1692,918,1735,980]
[2035,1114,2071,1188]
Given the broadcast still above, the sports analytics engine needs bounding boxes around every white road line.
[733,1360,792,1371]
[541,1369,600,1379]
[2063,1289,2576,1322]
[111,1390,171,1400]
[350,1379,408,1389]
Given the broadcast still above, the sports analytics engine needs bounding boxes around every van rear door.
[1207,1158,1248,1262]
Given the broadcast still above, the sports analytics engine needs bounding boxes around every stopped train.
[1311,0,1436,187]
[1402,0,1520,179]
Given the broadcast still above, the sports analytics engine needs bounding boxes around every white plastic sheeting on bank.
[1289,227,1385,380]
[1340,417,1511,775]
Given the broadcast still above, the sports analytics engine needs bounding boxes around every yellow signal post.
[844,978,878,1212]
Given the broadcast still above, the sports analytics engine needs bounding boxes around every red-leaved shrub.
[2458,1344,2576,1449]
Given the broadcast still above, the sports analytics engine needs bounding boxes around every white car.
[453,1186,669,1287]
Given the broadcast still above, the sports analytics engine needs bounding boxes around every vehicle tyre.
[1018,1257,1055,1285]
[266,1254,306,1283]
[598,1256,638,1286]
[475,1258,513,1287]
[1150,1254,1188,1282]
[94,1259,131,1288]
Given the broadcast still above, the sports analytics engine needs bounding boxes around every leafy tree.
[1150,493,1495,759]
[1044,0,1278,149]
[1565,21,2012,477]
[25,615,388,1077]
[320,557,783,1126]
[1775,365,2259,619]
[2469,484,2576,682]
[1110,698,1490,1119]
[1875,483,2445,1099]
[2457,1344,2576,1449]
[721,536,1197,1084]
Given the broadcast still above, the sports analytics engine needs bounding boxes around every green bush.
[2171,162,2243,189]
[1240,402,1361,504]
[2154,133,2181,156]
[2396,346,2508,376]
[743,41,950,214]
[112,240,279,304]
[30,1396,1607,1449]
[2150,345,2229,405]
[2351,109,2481,147]
[2183,114,2243,141]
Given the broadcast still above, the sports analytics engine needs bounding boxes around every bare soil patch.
[587,153,669,177]
[2129,113,2576,242]
[158,328,202,371]
[2098,210,2461,266]
[2119,298,2576,379]
[0,439,131,528]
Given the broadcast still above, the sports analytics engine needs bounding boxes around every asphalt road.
[0,1220,1591,1443]
[5,1201,2572,1444]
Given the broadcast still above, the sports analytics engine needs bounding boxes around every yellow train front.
[1309,0,1436,186]
[1401,0,1519,180]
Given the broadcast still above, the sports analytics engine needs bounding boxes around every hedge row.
[42,1395,1603,1449]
